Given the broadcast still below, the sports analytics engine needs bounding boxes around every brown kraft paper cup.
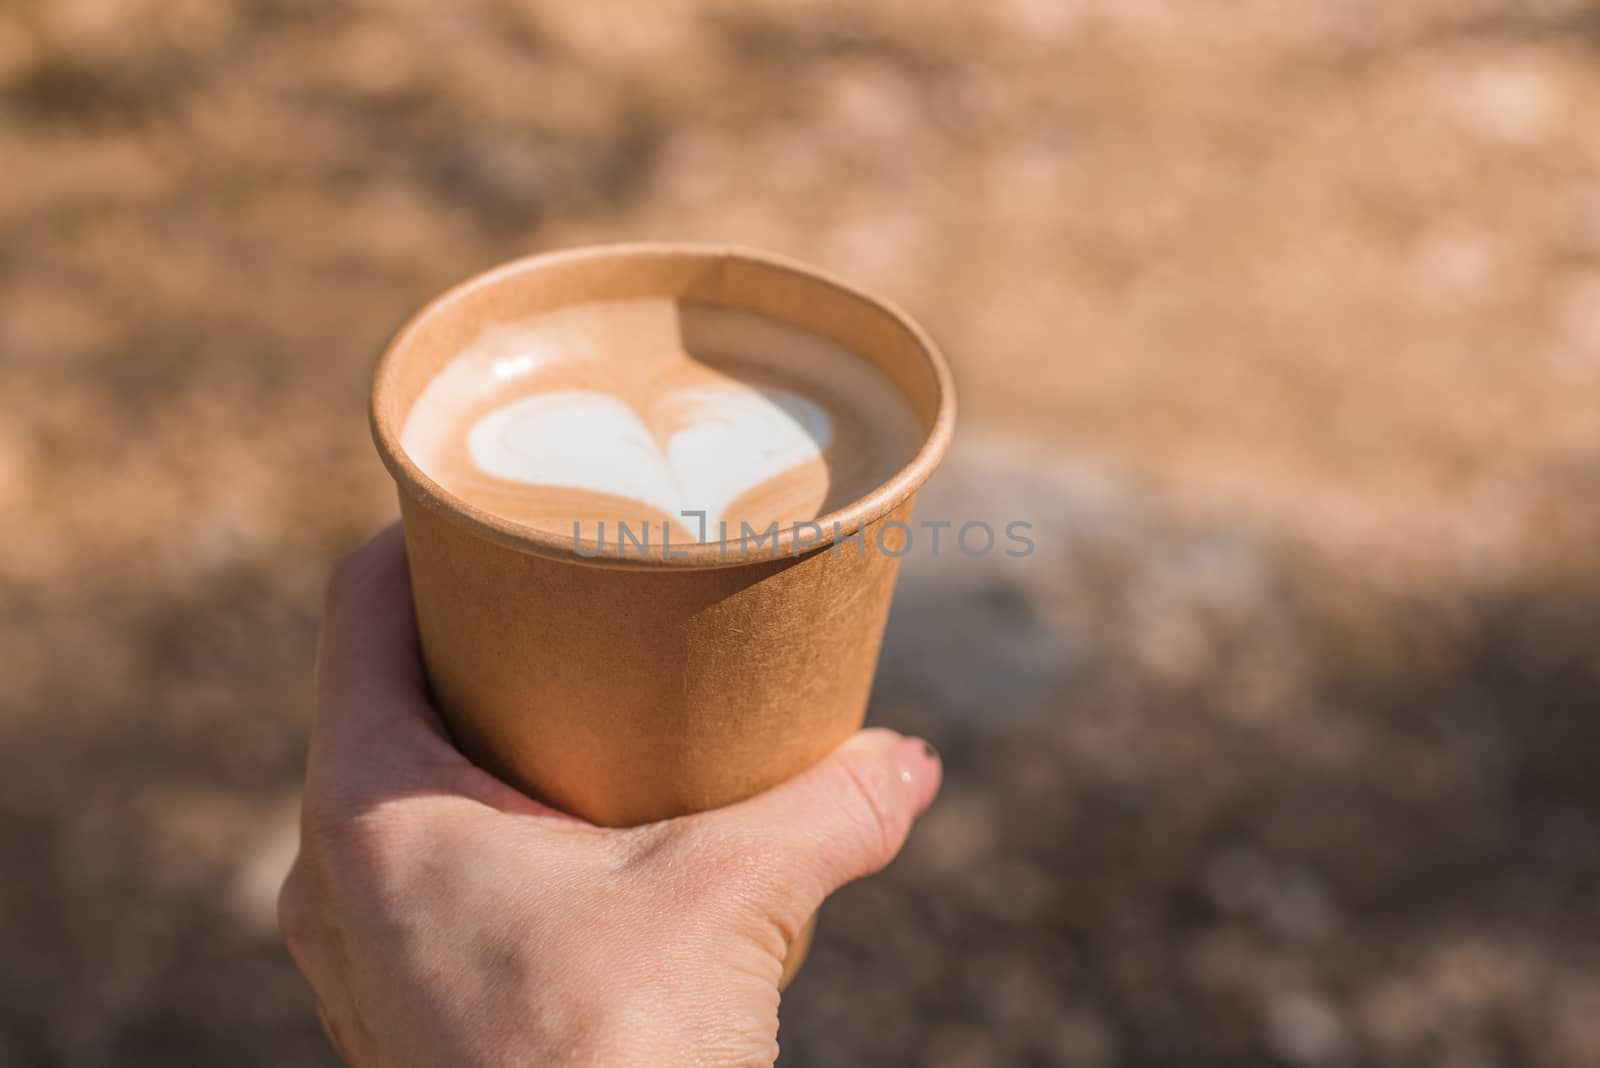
[370,243,956,986]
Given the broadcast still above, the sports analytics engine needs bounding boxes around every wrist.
[549,988,778,1068]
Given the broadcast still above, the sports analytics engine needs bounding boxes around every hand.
[277,525,942,1067]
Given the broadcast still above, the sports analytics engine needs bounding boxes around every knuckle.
[300,767,370,834]
[830,754,904,870]
[297,774,360,848]
[299,793,427,911]
[275,855,315,957]
[325,808,413,882]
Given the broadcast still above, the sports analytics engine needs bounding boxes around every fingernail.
[895,735,940,786]
[894,736,942,814]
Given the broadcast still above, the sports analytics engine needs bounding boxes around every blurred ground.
[3,1,1600,1065]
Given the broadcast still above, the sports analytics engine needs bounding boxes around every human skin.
[277,525,942,1066]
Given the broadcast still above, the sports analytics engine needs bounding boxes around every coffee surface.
[401,299,925,543]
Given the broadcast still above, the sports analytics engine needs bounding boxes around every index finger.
[311,523,456,777]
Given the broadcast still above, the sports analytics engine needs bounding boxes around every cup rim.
[370,242,957,570]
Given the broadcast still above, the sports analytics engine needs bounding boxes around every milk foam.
[401,299,924,540]
[467,385,832,525]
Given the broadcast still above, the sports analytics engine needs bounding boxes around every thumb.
[697,728,942,920]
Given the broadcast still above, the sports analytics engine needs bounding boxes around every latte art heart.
[468,385,833,527]
[401,299,924,545]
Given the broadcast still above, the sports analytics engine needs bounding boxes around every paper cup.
[371,243,955,983]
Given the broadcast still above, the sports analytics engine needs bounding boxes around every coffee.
[401,298,925,544]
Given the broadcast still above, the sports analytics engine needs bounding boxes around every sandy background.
[3,1,1599,1065]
